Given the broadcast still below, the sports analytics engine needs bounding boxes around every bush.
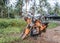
[0,21,9,28]
[0,19,26,29]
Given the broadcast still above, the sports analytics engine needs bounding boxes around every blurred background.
[0,0,60,43]
[0,0,60,18]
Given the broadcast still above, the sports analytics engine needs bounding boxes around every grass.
[47,22,59,29]
[0,18,27,43]
[0,27,21,43]
[0,36,19,43]
[0,18,59,43]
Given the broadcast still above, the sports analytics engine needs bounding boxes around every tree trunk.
[8,7,10,18]
[1,10,3,18]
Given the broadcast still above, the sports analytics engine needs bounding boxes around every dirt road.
[12,26,60,43]
[36,26,60,43]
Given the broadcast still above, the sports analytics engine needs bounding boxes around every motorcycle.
[20,14,48,40]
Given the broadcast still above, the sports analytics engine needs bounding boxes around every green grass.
[0,18,59,43]
[0,27,21,43]
[0,19,27,43]
[47,22,58,29]
[0,36,19,43]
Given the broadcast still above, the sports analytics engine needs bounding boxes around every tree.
[54,2,60,15]
[37,0,48,15]
[0,0,7,18]
[17,0,23,17]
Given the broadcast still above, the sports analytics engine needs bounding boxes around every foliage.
[0,19,26,28]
